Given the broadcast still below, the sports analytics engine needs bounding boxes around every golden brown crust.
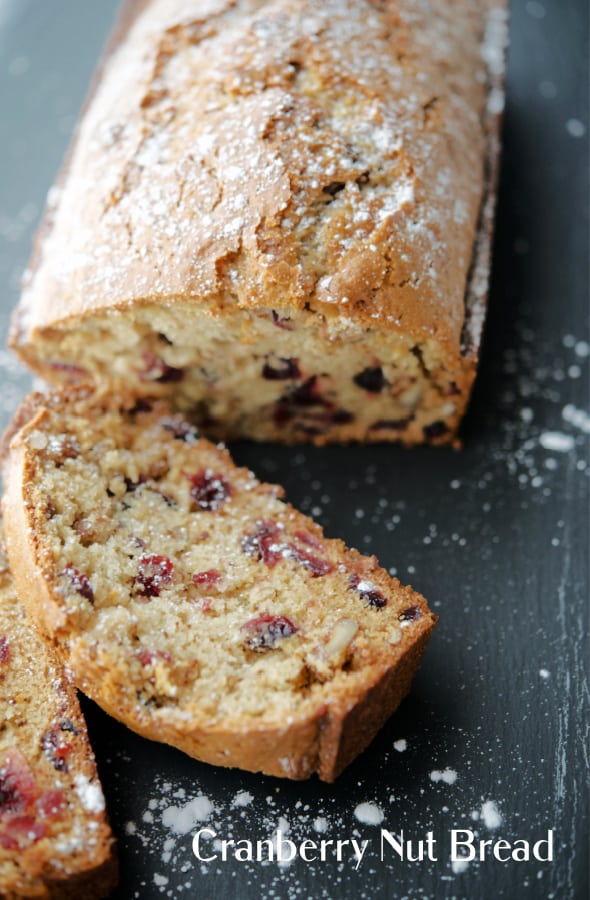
[2,387,436,781]
[0,521,117,899]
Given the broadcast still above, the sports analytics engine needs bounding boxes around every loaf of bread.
[10,0,507,445]
[0,525,117,899]
[2,387,436,781]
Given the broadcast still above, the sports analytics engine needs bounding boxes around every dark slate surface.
[0,2,588,898]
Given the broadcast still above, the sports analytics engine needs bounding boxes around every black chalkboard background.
[0,2,588,898]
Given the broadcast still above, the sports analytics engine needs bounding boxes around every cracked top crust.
[14,0,507,352]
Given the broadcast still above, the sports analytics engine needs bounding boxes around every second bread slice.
[2,387,436,781]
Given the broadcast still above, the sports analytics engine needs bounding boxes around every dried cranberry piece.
[59,566,94,603]
[0,749,37,815]
[139,350,184,383]
[41,725,74,773]
[446,381,461,396]
[36,789,65,820]
[273,404,293,427]
[293,530,323,550]
[189,470,233,511]
[271,310,293,330]
[287,545,334,577]
[262,358,301,380]
[192,569,221,587]
[399,606,422,625]
[287,376,324,407]
[242,519,284,566]
[370,418,413,432]
[241,613,298,651]
[137,648,172,666]
[136,555,174,598]
[0,636,9,664]
[331,409,354,424]
[349,574,387,609]
[161,417,200,443]
[423,420,449,440]
[353,366,386,393]
[0,816,46,848]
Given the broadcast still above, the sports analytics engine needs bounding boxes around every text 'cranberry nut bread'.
[0,528,117,899]
[10,0,507,445]
[2,388,436,781]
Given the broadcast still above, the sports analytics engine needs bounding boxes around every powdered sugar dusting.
[161,795,214,835]
[539,431,575,452]
[480,800,503,830]
[430,768,458,785]
[353,802,385,825]
[73,773,106,813]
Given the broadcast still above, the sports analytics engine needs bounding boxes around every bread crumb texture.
[3,388,436,779]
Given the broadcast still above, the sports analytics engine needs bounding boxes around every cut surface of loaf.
[0,527,117,899]
[10,0,507,445]
[2,387,436,781]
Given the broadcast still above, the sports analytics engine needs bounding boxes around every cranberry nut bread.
[2,387,436,781]
[0,527,117,899]
[10,0,507,445]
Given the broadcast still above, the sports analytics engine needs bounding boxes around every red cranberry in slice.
[271,310,293,330]
[241,613,298,651]
[192,569,221,587]
[36,789,65,820]
[59,566,94,603]
[137,648,172,667]
[353,366,386,393]
[136,555,174,598]
[242,519,284,567]
[0,815,46,848]
[349,574,387,609]
[288,376,324,407]
[0,749,37,816]
[287,545,334,577]
[273,403,294,427]
[399,606,422,625]
[189,469,233,511]
[293,530,323,550]
[0,636,9,665]
[262,358,301,380]
[139,350,184,384]
[0,831,17,850]
[41,725,74,773]
[423,420,449,440]
[330,409,354,425]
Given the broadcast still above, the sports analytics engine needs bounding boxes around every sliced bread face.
[2,387,436,781]
[0,529,117,899]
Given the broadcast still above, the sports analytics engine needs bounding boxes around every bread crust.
[2,388,436,781]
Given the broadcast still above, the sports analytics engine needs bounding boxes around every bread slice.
[2,387,436,781]
[0,524,117,898]
[9,0,508,445]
